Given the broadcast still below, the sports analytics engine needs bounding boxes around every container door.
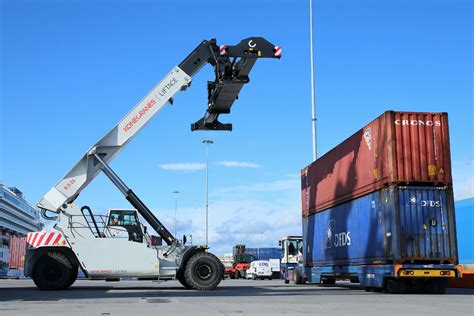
[396,186,456,262]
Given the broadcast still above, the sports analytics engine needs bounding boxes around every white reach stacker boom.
[24,38,281,291]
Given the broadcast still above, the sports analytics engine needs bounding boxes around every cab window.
[108,210,139,226]
[288,240,299,256]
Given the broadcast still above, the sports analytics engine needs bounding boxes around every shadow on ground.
[0,280,473,302]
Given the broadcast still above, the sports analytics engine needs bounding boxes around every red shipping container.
[8,236,27,270]
[302,111,452,216]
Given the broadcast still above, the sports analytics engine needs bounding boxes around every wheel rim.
[195,263,212,280]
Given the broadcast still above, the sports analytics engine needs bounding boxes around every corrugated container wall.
[302,111,452,216]
[303,186,457,266]
[8,236,27,270]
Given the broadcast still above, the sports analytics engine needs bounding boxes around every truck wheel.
[66,267,78,288]
[234,270,240,279]
[423,279,447,294]
[176,270,192,289]
[294,270,304,284]
[32,252,74,290]
[385,279,407,294]
[184,252,223,290]
[252,274,257,280]
[321,277,335,285]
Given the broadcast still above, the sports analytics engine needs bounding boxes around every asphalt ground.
[0,279,473,316]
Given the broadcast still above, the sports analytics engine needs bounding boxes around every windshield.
[288,240,299,256]
[108,210,139,226]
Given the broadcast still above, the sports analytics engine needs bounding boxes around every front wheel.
[176,270,192,289]
[183,251,223,291]
[32,252,75,291]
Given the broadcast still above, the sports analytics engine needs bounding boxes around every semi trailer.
[282,111,462,294]
[24,37,281,291]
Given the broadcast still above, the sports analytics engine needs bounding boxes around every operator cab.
[105,209,144,243]
[279,236,303,265]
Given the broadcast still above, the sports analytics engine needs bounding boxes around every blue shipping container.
[245,248,259,259]
[244,248,282,261]
[257,248,283,261]
[454,198,474,264]
[303,186,457,267]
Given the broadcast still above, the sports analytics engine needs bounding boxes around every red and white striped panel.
[27,232,68,248]
[219,45,228,55]
[274,46,282,57]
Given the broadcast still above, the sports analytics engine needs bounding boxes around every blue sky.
[1,0,472,254]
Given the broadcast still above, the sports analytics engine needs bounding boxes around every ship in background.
[0,183,43,275]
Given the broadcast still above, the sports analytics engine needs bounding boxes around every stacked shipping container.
[300,111,458,290]
[8,236,27,270]
[246,247,282,261]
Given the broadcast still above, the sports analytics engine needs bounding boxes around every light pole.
[202,139,214,246]
[309,0,318,161]
[173,191,180,237]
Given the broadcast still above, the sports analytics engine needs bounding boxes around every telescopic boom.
[37,37,280,244]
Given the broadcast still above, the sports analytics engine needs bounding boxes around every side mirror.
[183,234,187,245]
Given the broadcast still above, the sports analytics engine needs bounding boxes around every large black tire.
[183,252,223,290]
[32,252,75,291]
[176,270,192,289]
[66,267,78,288]
[321,277,335,285]
[234,270,240,279]
[385,279,407,294]
[294,270,304,284]
[423,279,447,294]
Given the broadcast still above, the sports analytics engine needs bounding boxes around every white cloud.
[452,158,474,200]
[214,178,299,194]
[217,161,262,168]
[159,163,205,172]
[147,176,302,255]
[454,176,474,200]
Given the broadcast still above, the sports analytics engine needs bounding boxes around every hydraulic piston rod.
[93,153,176,245]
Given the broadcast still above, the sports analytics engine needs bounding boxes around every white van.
[245,260,273,280]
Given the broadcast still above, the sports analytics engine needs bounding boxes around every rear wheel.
[423,279,447,294]
[183,252,223,290]
[385,279,407,294]
[294,270,304,284]
[32,252,75,290]
[321,277,335,285]
[234,270,240,279]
